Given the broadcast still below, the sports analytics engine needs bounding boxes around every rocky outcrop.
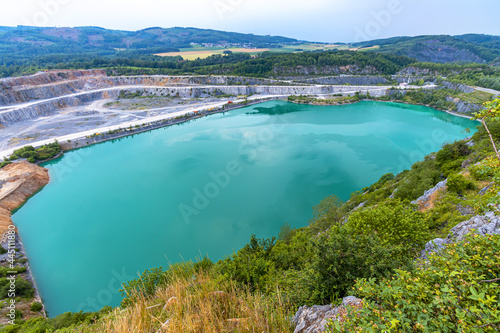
[412,179,447,211]
[273,65,378,76]
[397,67,438,76]
[0,84,394,125]
[0,71,291,107]
[446,97,482,114]
[296,76,388,86]
[0,162,49,236]
[422,212,500,258]
[292,296,362,333]
[441,81,474,93]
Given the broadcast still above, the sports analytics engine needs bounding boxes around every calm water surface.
[13,101,476,315]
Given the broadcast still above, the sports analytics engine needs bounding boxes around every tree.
[474,98,500,163]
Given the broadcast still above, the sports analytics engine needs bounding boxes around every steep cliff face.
[297,76,388,85]
[0,69,106,88]
[0,162,50,236]
[0,70,107,106]
[0,84,392,125]
[446,97,482,114]
[0,72,290,107]
[273,65,378,76]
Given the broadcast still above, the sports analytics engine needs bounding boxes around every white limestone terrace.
[0,70,435,159]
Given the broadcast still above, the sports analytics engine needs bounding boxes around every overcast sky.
[1,0,499,42]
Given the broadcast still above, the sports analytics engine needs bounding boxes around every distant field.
[155,50,216,60]
[154,43,369,60]
[155,47,270,60]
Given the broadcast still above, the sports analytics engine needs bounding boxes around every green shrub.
[328,234,500,333]
[311,226,414,304]
[30,301,43,312]
[0,161,12,169]
[436,141,471,169]
[309,195,346,233]
[216,235,277,292]
[469,156,500,183]
[0,245,6,254]
[394,159,442,201]
[120,267,166,306]
[346,199,429,257]
[440,158,465,177]
[447,173,476,194]
[0,278,34,299]
[0,266,27,277]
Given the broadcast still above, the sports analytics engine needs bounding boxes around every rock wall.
[422,211,500,259]
[0,85,391,125]
[0,90,122,124]
[273,64,378,76]
[0,70,106,106]
[0,162,50,237]
[0,72,289,107]
[0,69,106,88]
[441,81,474,93]
[446,97,482,114]
[296,76,389,85]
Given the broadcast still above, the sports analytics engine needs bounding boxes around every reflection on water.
[13,100,476,316]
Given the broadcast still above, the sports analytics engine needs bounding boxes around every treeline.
[357,35,500,63]
[407,62,500,91]
[0,50,417,78]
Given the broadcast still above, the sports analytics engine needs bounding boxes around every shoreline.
[0,162,50,322]
[2,97,478,319]
[0,95,282,160]
[289,98,478,121]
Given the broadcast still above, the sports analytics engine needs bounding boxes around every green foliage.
[474,99,500,163]
[0,307,112,333]
[0,162,12,169]
[328,234,500,333]
[346,199,429,257]
[11,142,61,163]
[394,159,442,201]
[435,141,471,176]
[216,235,277,291]
[363,173,395,193]
[0,278,34,299]
[0,266,27,277]
[470,156,500,184]
[309,195,346,233]
[120,267,166,306]
[354,34,500,63]
[30,301,43,312]
[312,226,414,304]
[447,173,476,194]
[0,245,6,255]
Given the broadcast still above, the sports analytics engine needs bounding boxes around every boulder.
[292,296,362,333]
[422,212,500,258]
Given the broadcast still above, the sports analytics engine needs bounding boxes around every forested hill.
[0,26,299,57]
[353,34,500,64]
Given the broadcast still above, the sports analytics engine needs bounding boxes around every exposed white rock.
[292,296,362,333]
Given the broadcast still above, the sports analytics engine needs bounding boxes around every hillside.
[0,26,299,58]
[354,34,500,64]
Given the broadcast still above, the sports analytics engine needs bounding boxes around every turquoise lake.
[12,101,477,316]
